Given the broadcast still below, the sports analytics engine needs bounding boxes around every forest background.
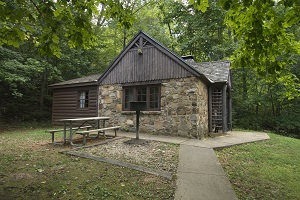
[0,0,299,137]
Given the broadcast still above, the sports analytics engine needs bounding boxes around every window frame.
[122,84,161,111]
[78,90,89,109]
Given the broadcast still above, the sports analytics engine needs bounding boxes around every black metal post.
[136,111,140,139]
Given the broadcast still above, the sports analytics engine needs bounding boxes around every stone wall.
[98,77,208,139]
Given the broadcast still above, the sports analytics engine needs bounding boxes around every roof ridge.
[190,60,231,64]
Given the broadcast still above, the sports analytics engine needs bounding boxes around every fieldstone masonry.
[99,77,208,139]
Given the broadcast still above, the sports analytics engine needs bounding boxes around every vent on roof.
[182,55,193,60]
[182,55,194,62]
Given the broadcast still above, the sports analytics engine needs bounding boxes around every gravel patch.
[77,138,179,173]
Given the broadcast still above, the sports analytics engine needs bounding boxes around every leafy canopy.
[191,0,300,98]
[0,0,136,57]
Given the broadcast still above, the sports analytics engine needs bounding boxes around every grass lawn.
[1,126,299,200]
[216,133,300,200]
[0,127,176,200]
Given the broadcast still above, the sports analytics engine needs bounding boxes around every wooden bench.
[47,126,92,145]
[76,126,121,145]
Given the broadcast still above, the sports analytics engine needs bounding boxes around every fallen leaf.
[37,169,44,173]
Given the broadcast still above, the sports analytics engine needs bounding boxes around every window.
[78,91,89,109]
[123,85,161,111]
[149,86,159,109]
[124,88,134,110]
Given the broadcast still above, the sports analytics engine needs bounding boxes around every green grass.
[216,133,300,200]
[0,128,176,200]
[2,126,299,200]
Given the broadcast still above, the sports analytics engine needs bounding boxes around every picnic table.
[48,117,120,146]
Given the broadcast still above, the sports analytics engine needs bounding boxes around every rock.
[104,97,112,104]
[154,121,163,130]
[177,106,186,115]
[116,104,122,112]
[186,88,197,93]
[104,110,112,116]
[177,121,190,136]
[126,120,134,127]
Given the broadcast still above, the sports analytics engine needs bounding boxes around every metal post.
[136,111,140,139]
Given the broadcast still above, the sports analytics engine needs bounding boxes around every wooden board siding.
[51,86,98,126]
[101,46,193,85]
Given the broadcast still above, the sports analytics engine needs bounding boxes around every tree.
[0,0,136,57]
[191,0,300,97]
[160,0,235,61]
[0,46,51,120]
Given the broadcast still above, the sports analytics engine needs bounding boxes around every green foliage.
[160,0,235,61]
[0,39,108,121]
[219,0,300,98]
[189,0,300,97]
[0,46,50,120]
[232,66,300,137]
[0,0,136,57]
[189,0,209,12]
[186,0,300,133]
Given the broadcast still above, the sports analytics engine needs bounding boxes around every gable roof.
[49,74,101,89]
[49,31,231,88]
[98,31,211,84]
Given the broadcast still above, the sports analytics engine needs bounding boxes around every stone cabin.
[50,31,232,139]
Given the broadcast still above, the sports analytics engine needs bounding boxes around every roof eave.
[49,81,98,89]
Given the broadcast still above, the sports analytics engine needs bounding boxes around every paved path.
[117,131,270,200]
[175,145,238,200]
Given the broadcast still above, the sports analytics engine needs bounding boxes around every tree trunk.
[39,61,48,114]
[242,67,247,100]
[123,28,127,48]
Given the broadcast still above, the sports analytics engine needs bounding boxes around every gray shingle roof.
[49,74,101,88]
[185,59,230,83]
[50,59,230,88]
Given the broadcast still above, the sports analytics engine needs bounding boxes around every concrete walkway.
[117,131,270,200]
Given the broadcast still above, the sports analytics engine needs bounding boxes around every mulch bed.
[64,137,180,179]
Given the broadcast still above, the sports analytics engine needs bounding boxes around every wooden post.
[130,101,146,140]
[222,85,227,133]
[208,86,212,133]
[136,111,140,139]
[63,122,67,144]
[228,86,232,131]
